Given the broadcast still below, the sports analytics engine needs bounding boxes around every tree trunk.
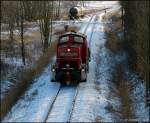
[38,1,54,53]
[20,2,25,65]
[43,12,49,52]
[49,1,53,45]
[57,0,61,19]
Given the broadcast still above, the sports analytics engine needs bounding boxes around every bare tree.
[54,0,61,19]
[22,1,33,21]
[3,1,17,51]
[57,0,61,19]
[49,2,54,46]
[38,1,54,53]
[18,1,26,65]
[81,0,85,7]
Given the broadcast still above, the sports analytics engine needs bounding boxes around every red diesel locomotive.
[51,32,90,84]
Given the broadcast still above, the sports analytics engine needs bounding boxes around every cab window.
[59,36,69,44]
[74,36,83,43]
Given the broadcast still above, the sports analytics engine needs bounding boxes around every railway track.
[83,15,95,34]
[43,85,62,122]
[43,85,79,122]
[67,85,79,122]
[89,15,97,49]
[43,15,96,122]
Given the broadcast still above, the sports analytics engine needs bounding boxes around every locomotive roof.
[59,32,86,38]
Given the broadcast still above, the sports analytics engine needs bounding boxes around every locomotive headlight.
[52,69,55,72]
[67,48,71,52]
[66,64,70,68]
[82,69,85,72]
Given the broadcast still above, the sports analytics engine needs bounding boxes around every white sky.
[84,1,120,8]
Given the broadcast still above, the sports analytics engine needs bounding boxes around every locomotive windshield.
[59,36,69,43]
[74,36,83,43]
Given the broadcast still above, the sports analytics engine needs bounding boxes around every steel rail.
[67,85,80,122]
[68,15,97,122]
[43,86,62,122]
[83,15,94,34]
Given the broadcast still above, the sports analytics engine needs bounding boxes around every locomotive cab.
[51,32,90,84]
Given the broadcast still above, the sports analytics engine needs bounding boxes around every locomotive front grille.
[68,61,78,68]
[58,60,79,70]
[60,52,78,57]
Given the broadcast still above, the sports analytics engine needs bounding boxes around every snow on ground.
[1,80,14,99]
[3,61,61,122]
[71,14,121,122]
[125,71,149,121]
[72,4,149,122]
[1,57,24,67]
[46,86,77,122]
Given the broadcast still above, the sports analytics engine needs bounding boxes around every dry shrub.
[105,31,124,53]
[103,8,124,53]
[102,10,121,22]
[111,65,134,120]
[0,41,56,120]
